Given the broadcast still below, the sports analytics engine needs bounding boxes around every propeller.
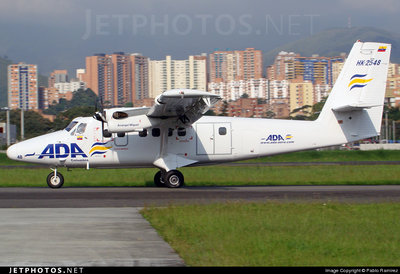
[93,97,111,138]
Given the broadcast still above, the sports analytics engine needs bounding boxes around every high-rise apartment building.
[0,57,11,108]
[130,53,149,101]
[294,56,344,85]
[84,53,113,103]
[209,48,263,83]
[208,78,268,102]
[8,63,38,110]
[236,48,263,81]
[268,52,344,86]
[267,51,299,81]
[84,52,149,106]
[149,55,207,98]
[48,70,68,88]
[289,80,314,113]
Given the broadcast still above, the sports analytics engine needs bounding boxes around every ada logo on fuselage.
[261,134,294,145]
[38,143,87,159]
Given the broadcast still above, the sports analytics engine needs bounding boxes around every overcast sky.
[0,0,399,75]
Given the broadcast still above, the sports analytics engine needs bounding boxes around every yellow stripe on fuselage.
[89,146,112,154]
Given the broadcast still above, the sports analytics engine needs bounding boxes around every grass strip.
[0,165,398,187]
[142,202,400,266]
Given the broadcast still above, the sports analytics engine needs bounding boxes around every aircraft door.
[196,123,232,155]
[114,133,128,146]
[214,123,231,154]
[196,123,214,155]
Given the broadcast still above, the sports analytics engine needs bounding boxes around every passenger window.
[76,123,87,135]
[177,128,186,137]
[152,128,160,137]
[168,128,173,137]
[139,129,147,137]
[219,127,227,135]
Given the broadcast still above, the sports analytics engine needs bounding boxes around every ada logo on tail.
[348,74,372,91]
[38,143,87,159]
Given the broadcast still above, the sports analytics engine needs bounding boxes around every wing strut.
[152,127,197,172]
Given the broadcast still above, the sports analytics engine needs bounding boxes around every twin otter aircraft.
[7,41,391,188]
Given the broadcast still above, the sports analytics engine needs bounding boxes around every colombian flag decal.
[378,46,387,52]
[348,74,372,91]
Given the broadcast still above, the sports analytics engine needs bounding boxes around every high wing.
[147,89,221,123]
[98,89,221,133]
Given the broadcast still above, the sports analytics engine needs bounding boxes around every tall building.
[110,52,131,105]
[294,55,344,85]
[84,52,149,106]
[236,48,263,80]
[0,57,12,108]
[267,51,299,81]
[8,63,38,110]
[209,48,263,83]
[269,80,290,99]
[149,55,207,98]
[267,52,344,86]
[84,53,113,103]
[208,78,268,102]
[289,80,314,113]
[48,70,68,88]
[209,50,237,82]
[130,53,149,101]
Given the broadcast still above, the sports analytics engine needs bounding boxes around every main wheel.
[47,172,64,189]
[154,171,165,187]
[164,170,184,188]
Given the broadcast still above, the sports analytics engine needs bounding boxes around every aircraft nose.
[7,144,21,161]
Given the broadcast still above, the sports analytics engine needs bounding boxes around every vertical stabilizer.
[317,41,391,142]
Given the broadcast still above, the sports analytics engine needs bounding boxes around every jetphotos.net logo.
[348,74,372,91]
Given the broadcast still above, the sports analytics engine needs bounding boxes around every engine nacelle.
[105,111,159,133]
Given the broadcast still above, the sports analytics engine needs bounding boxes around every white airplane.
[7,41,391,188]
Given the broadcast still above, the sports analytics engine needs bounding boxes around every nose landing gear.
[47,168,64,189]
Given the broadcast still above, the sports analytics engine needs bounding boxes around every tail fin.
[317,41,391,142]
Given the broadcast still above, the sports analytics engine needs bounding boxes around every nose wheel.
[154,170,184,188]
[47,169,64,189]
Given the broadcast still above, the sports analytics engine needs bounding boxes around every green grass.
[1,150,399,166]
[246,149,400,163]
[142,202,400,266]
[0,165,399,187]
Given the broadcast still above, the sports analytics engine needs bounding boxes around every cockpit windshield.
[65,121,78,132]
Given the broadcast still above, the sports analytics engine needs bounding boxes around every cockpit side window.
[76,123,87,135]
[65,121,78,132]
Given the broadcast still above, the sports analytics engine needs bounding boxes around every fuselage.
[6,115,343,169]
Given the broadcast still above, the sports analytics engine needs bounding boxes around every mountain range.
[263,27,400,66]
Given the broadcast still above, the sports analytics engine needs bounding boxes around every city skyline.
[1,0,400,75]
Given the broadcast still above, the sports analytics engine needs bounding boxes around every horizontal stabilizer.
[332,104,381,112]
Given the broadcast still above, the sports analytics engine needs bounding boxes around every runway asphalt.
[1,185,400,207]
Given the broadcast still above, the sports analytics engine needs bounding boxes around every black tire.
[47,172,64,189]
[164,170,184,188]
[154,171,166,187]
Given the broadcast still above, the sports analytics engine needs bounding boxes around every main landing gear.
[47,168,64,189]
[154,170,184,188]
